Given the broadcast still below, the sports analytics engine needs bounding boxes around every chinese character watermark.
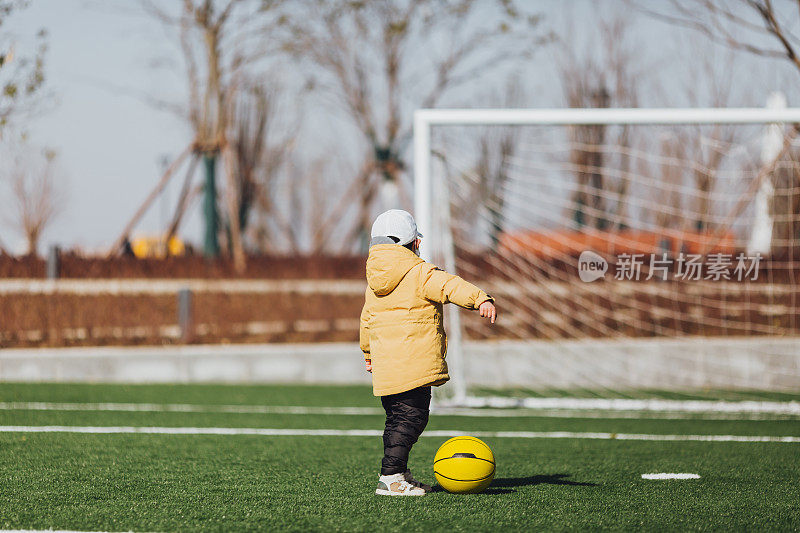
[578,251,762,282]
[614,254,645,281]
[675,254,703,281]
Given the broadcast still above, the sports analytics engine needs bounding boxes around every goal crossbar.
[414,107,800,127]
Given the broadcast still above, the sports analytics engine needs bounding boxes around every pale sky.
[2,0,795,254]
[4,0,190,253]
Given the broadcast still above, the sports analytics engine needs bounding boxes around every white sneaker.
[403,470,433,493]
[375,473,426,496]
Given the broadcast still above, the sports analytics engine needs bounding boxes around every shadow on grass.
[431,486,514,495]
[434,473,596,495]
[493,473,597,489]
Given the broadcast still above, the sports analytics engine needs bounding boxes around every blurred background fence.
[3,251,798,349]
[0,254,366,348]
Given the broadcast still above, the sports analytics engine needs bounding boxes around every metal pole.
[203,153,220,257]
[178,288,193,343]
[46,245,60,280]
[749,93,785,255]
[416,111,468,404]
[414,112,432,261]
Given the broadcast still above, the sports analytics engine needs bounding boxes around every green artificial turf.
[0,383,798,532]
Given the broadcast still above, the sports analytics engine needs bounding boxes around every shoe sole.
[375,489,425,496]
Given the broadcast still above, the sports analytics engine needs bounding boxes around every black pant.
[380,386,431,475]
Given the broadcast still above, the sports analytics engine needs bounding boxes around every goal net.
[414,106,800,405]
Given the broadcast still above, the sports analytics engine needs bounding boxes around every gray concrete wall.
[0,343,372,385]
[1,337,798,390]
[462,337,800,391]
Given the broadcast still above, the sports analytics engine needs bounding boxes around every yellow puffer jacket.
[360,244,493,396]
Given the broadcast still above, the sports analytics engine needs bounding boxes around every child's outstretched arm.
[419,265,497,323]
[478,300,497,323]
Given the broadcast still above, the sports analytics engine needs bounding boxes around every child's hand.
[365,359,372,373]
[478,301,497,324]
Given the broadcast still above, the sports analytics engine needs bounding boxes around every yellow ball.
[433,436,495,494]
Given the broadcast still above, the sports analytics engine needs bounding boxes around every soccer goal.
[414,103,800,406]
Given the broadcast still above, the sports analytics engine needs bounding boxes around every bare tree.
[450,77,524,251]
[556,14,641,230]
[0,0,47,136]
[676,42,741,232]
[266,0,551,252]
[475,125,517,251]
[126,0,289,269]
[640,1,800,75]
[5,147,63,255]
[656,134,689,230]
[249,155,333,253]
[229,82,300,253]
[656,126,737,234]
[641,2,796,246]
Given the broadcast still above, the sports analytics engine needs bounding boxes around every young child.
[360,209,497,496]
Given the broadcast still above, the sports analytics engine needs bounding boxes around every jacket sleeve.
[359,297,371,359]
[419,264,494,310]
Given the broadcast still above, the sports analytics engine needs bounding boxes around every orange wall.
[499,229,738,258]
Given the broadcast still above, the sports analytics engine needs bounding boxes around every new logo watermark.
[578,250,608,282]
[577,251,762,282]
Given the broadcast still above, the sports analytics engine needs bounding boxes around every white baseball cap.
[370,209,423,246]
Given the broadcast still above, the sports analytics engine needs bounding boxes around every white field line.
[2,399,799,420]
[0,531,116,533]
[1,531,116,533]
[1,425,799,442]
[642,473,701,480]
[454,396,800,415]
[0,402,383,416]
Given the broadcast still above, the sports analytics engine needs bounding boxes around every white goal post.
[414,106,800,404]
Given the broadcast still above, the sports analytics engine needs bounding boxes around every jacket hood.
[366,244,424,296]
